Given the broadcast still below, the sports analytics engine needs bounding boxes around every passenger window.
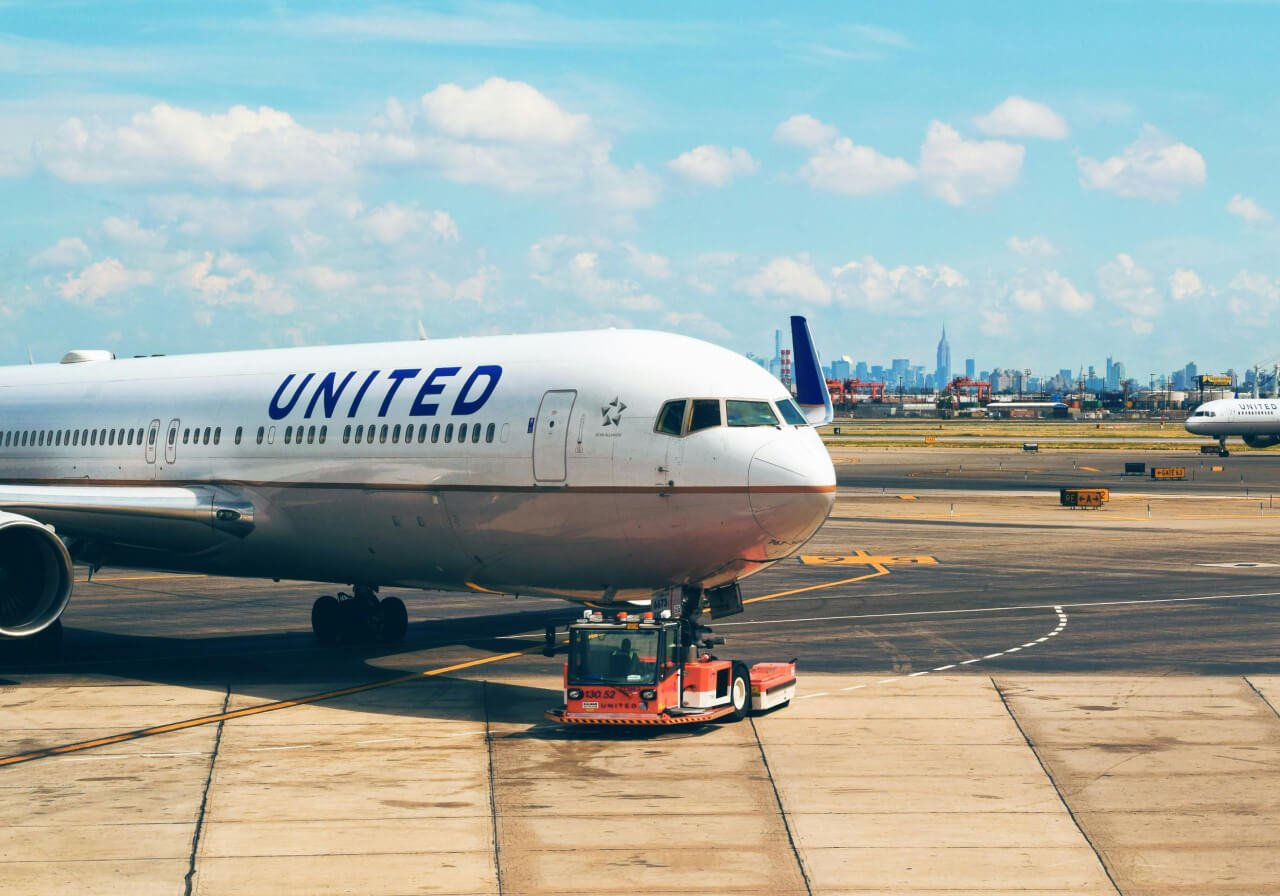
[343,425,351,444]
[418,426,428,444]
[472,424,481,443]
[256,426,264,445]
[168,428,176,446]
[432,424,440,443]
[379,424,388,444]
[319,426,327,445]
[148,428,156,446]
[284,426,292,444]
[726,400,779,427]
[234,426,242,445]
[688,399,722,433]
[776,399,808,426]
[366,426,375,444]
[183,428,190,445]
[307,426,315,445]
[203,427,211,445]
[655,400,686,436]
[355,424,364,442]
[459,423,468,442]
[486,423,495,443]
[214,427,221,445]
[445,423,454,443]
[393,424,402,443]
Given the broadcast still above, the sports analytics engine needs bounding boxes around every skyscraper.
[965,358,975,380]
[935,327,951,388]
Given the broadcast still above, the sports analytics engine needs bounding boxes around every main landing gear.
[310,585,408,645]
[1218,437,1230,457]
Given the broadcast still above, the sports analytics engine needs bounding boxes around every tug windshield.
[569,628,662,686]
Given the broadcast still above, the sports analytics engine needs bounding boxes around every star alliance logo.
[601,396,626,427]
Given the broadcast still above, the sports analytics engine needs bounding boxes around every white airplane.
[0,317,835,653]
[1185,397,1280,456]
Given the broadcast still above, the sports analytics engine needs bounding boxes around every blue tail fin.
[790,315,833,425]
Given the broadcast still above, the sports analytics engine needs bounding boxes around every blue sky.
[1,1,1277,379]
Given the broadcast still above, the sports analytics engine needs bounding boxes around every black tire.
[725,662,751,722]
[377,596,408,643]
[311,595,341,644]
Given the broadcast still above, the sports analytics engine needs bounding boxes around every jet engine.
[1243,434,1280,449]
[0,512,73,638]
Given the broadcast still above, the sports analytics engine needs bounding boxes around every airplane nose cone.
[748,433,836,551]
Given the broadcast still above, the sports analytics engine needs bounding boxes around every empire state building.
[936,327,951,387]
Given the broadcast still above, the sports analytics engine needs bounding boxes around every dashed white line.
[794,604,1072,703]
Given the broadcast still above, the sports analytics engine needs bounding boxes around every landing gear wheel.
[311,595,341,644]
[1220,449,1230,457]
[376,597,408,643]
[725,661,751,722]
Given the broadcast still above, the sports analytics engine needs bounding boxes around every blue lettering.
[346,370,381,417]
[452,364,502,415]
[304,371,356,419]
[378,368,421,417]
[269,373,315,420]
[410,366,461,417]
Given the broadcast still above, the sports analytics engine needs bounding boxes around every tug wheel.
[725,662,751,722]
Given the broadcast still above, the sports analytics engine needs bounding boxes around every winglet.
[790,315,833,425]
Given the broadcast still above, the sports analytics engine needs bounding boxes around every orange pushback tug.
[544,604,797,727]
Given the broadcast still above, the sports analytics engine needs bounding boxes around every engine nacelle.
[1243,434,1280,449]
[0,512,73,638]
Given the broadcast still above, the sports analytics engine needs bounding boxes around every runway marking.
[796,605,1070,702]
[1,566,896,768]
[800,552,937,567]
[85,573,207,583]
[716,590,1280,627]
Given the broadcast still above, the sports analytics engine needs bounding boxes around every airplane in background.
[0,317,835,654]
[1185,397,1280,456]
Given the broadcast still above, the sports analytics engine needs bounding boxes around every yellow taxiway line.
[1,561,900,768]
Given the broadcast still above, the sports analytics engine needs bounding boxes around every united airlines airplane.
[0,317,835,653]
[1185,397,1280,456]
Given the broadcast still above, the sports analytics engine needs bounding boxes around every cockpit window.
[776,398,808,426]
[726,400,779,427]
[655,400,686,436]
[688,399,722,433]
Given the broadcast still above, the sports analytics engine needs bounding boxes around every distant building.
[855,361,870,381]
[935,327,951,387]
[964,358,975,380]
[831,357,852,379]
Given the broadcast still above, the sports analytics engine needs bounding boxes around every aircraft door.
[533,390,577,482]
[145,418,160,467]
[164,419,180,466]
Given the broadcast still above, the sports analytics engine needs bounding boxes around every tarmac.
[2,445,1280,894]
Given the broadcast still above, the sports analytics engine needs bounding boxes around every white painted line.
[1006,647,1022,652]
[983,652,1004,659]
[960,658,982,665]
[840,684,867,691]
[246,744,312,753]
[933,664,956,671]
[798,692,829,700]
[1036,637,1048,643]
[352,737,411,745]
[719,589,1280,628]
[1048,631,1059,636]
[1021,642,1037,648]
[908,671,929,677]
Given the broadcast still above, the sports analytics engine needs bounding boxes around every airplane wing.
[790,315,834,426]
[0,485,254,552]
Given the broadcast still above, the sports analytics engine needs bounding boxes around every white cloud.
[1098,253,1161,333]
[419,77,589,145]
[39,103,360,190]
[797,137,916,196]
[831,256,968,313]
[100,215,167,249]
[178,251,294,314]
[29,236,90,269]
[1228,271,1280,308]
[667,145,758,187]
[774,114,838,148]
[1043,270,1093,312]
[1013,287,1043,312]
[622,243,671,279]
[1169,268,1203,301]
[296,265,357,292]
[529,237,664,310]
[363,202,459,245]
[1226,194,1272,224]
[741,256,831,305]
[1006,235,1058,257]
[980,309,1010,336]
[60,258,154,305]
[919,121,1024,206]
[1078,126,1206,200]
[974,96,1068,140]
[661,310,730,340]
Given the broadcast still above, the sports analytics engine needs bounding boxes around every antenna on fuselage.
[26,348,34,365]
[417,320,428,341]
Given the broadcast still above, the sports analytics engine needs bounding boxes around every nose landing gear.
[311,585,408,645]
[1218,437,1230,457]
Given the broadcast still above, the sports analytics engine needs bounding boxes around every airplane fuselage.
[1185,398,1280,450]
[0,329,835,605]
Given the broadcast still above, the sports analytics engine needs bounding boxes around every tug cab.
[545,609,797,727]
